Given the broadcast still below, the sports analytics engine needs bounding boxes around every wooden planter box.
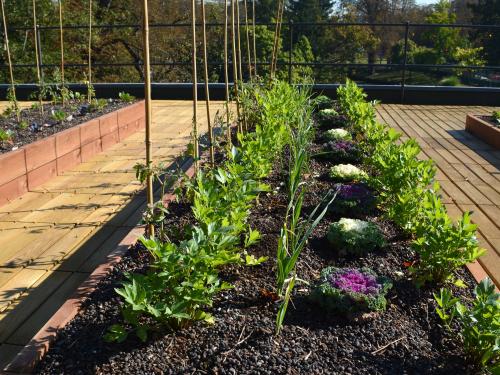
[465,114,500,150]
[0,101,145,207]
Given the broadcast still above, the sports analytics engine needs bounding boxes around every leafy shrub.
[411,191,485,285]
[327,218,384,256]
[492,111,500,125]
[107,225,239,342]
[311,267,392,315]
[328,183,376,215]
[329,164,368,182]
[434,278,499,372]
[319,140,361,163]
[439,76,461,86]
[119,91,135,103]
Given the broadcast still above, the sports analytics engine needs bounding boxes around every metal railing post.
[288,19,292,84]
[400,21,410,104]
[36,24,44,81]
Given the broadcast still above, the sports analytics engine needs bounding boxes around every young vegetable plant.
[434,278,499,373]
[119,91,135,103]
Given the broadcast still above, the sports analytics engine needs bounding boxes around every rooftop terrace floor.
[0,101,498,369]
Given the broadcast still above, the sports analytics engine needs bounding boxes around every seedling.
[51,110,66,123]
[119,92,135,103]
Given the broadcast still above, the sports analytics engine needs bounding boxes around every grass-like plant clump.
[327,218,384,256]
[311,267,392,315]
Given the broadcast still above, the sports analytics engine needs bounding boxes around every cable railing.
[1,21,500,102]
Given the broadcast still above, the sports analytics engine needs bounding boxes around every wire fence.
[2,21,500,94]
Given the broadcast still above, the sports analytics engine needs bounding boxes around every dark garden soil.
[36,116,479,375]
[0,99,135,154]
[479,115,500,129]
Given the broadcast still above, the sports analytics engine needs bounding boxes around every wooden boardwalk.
[0,100,224,368]
[377,104,500,287]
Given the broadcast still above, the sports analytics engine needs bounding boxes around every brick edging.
[0,101,145,207]
[3,157,195,374]
[465,114,500,150]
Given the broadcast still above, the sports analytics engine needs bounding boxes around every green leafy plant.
[0,128,14,142]
[89,98,107,112]
[492,111,500,125]
[411,191,485,285]
[312,95,333,111]
[51,109,67,123]
[327,218,385,256]
[119,91,135,103]
[434,278,499,372]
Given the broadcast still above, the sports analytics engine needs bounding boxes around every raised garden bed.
[465,113,500,149]
[6,84,497,374]
[0,100,145,207]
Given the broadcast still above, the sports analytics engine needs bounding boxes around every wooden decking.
[0,101,223,368]
[377,104,500,287]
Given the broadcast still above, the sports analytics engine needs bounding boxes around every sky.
[416,0,438,4]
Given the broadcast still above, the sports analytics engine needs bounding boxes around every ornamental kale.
[320,140,361,163]
[311,267,392,315]
[329,164,368,182]
[327,218,385,256]
[328,183,376,215]
[312,95,333,111]
[323,128,352,142]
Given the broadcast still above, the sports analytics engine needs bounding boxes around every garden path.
[377,104,500,288]
[0,100,224,368]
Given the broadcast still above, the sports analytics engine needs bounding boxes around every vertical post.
[224,0,231,147]
[0,0,19,121]
[236,0,243,81]
[191,0,199,172]
[288,19,292,84]
[200,0,214,166]
[142,0,154,237]
[36,25,44,81]
[243,0,252,78]
[401,21,410,104]
[88,0,92,102]
[32,0,43,114]
[59,0,65,106]
[252,0,257,76]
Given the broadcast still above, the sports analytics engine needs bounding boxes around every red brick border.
[0,101,145,207]
[3,159,195,374]
[465,114,500,150]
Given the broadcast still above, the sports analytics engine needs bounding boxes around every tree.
[470,0,500,65]
[423,0,465,63]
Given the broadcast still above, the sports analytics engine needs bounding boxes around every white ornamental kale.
[324,128,352,141]
[329,164,368,182]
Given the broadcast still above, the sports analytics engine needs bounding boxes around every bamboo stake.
[88,0,92,103]
[58,0,65,106]
[191,0,199,172]
[142,0,154,237]
[273,1,285,76]
[230,0,241,134]
[252,0,257,76]
[270,0,283,77]
[0,0,19,121]
[243,0,251,78]
[200,0,214,167]
[236,0,243,81]
[223,0,231,147]
[32,0,43,115]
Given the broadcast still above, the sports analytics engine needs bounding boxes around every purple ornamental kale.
[331,140,356,152]
[329,268,381,295]
[335,183,372,201]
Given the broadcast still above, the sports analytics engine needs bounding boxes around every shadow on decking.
[446,129,500,168]
[0,153,193,371]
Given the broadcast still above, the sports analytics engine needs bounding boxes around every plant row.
[314,80,498,372]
